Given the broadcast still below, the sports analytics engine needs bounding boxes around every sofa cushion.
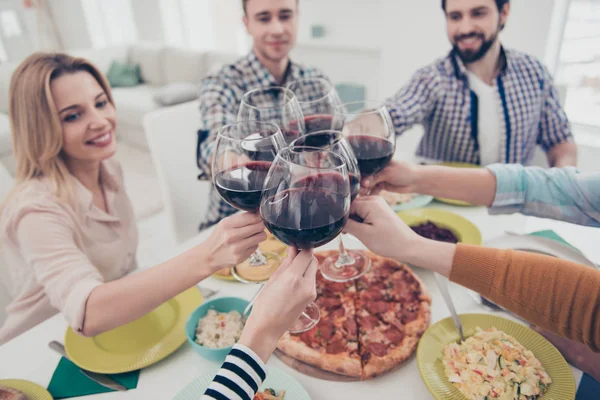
[162,47,206,84]
[0,62,17,114]
[129,42,164,86]
[153,82,199,106]
[0,114,13,156]
[106,61,142,87]
[68,46,129,75]
[111,85,162,128]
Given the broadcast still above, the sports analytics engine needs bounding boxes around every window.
[0,36,6,63]
[0,10,22,38]
[81,0,137,48]
[159,0,216,51]
[556,0,600,129]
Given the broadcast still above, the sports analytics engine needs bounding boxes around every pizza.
[277,250,431,380]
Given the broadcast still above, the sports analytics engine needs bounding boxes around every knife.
[48,341,128,392]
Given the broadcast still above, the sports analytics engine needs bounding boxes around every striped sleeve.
[385,66,441,136]
[202,344,267,400]
[487,164,600,227]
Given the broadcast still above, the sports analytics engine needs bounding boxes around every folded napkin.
[47,357,139,399]
[526,230,599,400]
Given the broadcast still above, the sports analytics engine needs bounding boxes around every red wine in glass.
[262,174,349,250]
[214,161,271,212]
[304,114,334,133]
[346,135,394,177]
[349,173,360,202]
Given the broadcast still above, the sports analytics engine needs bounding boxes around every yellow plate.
[397,208,482,245]
[435,162,480,206]
[0,379,53,400]
[417,314,576,400]
[213,232,288,281]
[65,286,203,374]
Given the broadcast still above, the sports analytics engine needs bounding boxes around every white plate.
[174,366,311,400]
[484,234,597,269]
[392,194,434,212]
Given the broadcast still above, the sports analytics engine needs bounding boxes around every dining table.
[1,202,598,399]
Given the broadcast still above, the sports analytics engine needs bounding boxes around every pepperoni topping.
[344,318,357,336]
[298,330,319,349]
[329,307,345,319]
[361,288,384,301]
[318,295,342,309]
[358,315,380,330]
[374,267,392,280]
[317,320,335,341]
[366,301,389,315]
[326,340,346,354]
[366,342,388,357]
[384,327,405,345]
[401,302,419,323]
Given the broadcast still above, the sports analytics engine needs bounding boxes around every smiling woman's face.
[51,71,117,166]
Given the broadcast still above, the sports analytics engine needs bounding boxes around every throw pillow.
[153,82,199,106]
[106,61,142,88]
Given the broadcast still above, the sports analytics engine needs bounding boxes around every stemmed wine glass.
[286,77,342,133]
[290,131,369,282]
[260,146,351,332]
[238,87,306,144]
[333,101,396,178]
[212,121,286,283]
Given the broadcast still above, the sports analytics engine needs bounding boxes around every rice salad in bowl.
[195,309,244,348]
[442,327,552,400]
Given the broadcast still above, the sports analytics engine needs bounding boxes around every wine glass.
[260,146,350,332]
[238,87,306,144]
[212,121,286,284]
[290,131,370,282]
[333,101,396,178]
[286,77,342,133]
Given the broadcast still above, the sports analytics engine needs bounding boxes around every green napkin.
[527,229,573,247]
[47,357,139,399]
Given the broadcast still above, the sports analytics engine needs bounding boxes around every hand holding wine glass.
[212,121,286,283]
[260,146,351,331]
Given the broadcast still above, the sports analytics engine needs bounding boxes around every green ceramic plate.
[396,208,482,245]
[0,379,53,400]
[417,314,576,400]
[174,367,311,400]
[64,286,203,373]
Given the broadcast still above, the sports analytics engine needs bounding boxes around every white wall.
[132,0,165,43]
[48,0,92,49]
[295,0,568,100]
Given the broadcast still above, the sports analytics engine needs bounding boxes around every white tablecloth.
[0,204,591,399]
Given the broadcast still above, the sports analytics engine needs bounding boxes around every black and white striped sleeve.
[202,344,267,400]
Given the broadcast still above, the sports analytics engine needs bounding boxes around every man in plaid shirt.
[196,0,329,229]
[385,0,577,168]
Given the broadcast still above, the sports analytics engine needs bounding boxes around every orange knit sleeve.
[450,243,600,352]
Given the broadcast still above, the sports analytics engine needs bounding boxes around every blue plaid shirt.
[385,48,573,165]
[488,164,600,227]
[196,51,328,228]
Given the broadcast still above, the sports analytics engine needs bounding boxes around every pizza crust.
[277,333,361,377]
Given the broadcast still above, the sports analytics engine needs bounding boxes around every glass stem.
[335,234,356,267]
[249,248,267,266]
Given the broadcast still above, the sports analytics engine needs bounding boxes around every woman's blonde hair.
[4,52,114,206]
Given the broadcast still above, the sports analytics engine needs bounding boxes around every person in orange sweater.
[348,161,600,381]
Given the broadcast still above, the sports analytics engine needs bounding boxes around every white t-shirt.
[466,71,503,166]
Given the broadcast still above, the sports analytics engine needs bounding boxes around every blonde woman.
[0,53,317,360]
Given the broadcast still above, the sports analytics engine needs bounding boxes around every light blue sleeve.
[487,164,600,227]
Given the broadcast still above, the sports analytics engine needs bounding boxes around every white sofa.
[0,43,239,174]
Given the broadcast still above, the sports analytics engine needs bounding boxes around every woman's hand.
[239,248,318,362]
[201,212,267,273]
[344,196,421,260]
[344,196,456,276]
[360,160,418,195]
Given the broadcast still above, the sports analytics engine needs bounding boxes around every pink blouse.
[0,159,138,344]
